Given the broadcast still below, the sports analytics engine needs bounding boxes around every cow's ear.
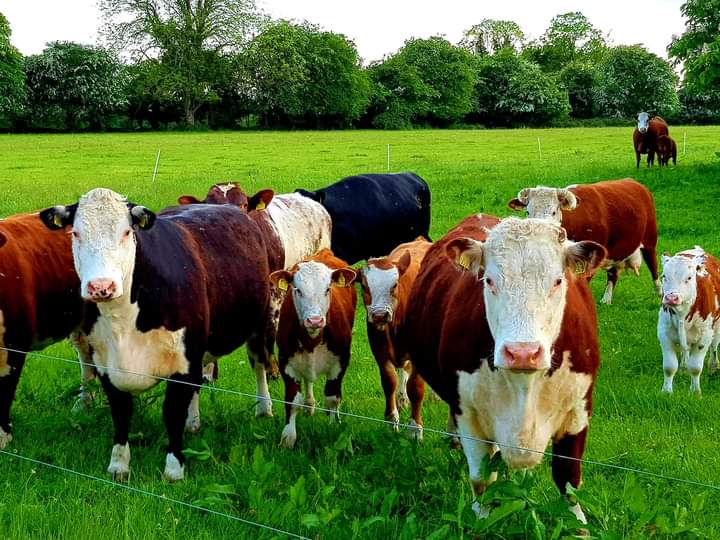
[248,189,274,211]
[269,270,294,292]
[558,189,578,211]
[332,267,356,288]
[39,203,77,230]
[661,252,672,266]
[178,195,201,205]
[396,251,412,276]
[0,232,7,249]
[446,237,484,274]
[564,241,606,277]
[507,198,527,211]
[129,205,157,230]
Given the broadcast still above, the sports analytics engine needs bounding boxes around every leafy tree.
[559,63,597,118]
[459,19,525,56]
[99,0,262,124]
[24,42,128,131]
[593,45,679,118]
[677,86,720,124]
[0,12,25,124]
[668,0,720,92]
[125,60,183,128]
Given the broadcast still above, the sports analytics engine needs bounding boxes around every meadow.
[0,127,719,539]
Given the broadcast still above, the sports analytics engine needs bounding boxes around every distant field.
[0,127,719,539]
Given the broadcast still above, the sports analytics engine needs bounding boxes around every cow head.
[447,218,605,372]
[637,112,650,133]
[178,183,274,212]
[359,251,412,329]
[507,186,578,224]
[661,248,707,309]
[270,261,356,338]
[40,188,156,302]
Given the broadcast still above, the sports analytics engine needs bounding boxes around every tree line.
[1,0,719,132]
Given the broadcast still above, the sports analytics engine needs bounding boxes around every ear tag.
[458,253,470,271]
[278,278,289,292]
[337,274,346,287]
[138,215,148,228]
[256,201,266,210]
[574,261,587,276]
[53,213,63,228]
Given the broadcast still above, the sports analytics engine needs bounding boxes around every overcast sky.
[3,0,686,62]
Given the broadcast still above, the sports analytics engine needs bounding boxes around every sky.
[3,0,687,63]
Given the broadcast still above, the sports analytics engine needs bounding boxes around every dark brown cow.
[656,135,677,166]
[508,179,660,304]
[633,113,669,167]
[405,215,605,523]
[269,249,356,448]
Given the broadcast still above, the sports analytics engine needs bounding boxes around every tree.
[24,42,129,131]
[559,63,597,118]
[0,12,25,124]
[459,19,524,56]
[668,0,720,92]
[99,0,262,124]
[593,45,679,118]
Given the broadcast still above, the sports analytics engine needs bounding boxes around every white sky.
[2,0,686,63]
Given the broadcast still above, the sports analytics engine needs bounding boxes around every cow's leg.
[551,428,589,524]
[659,333,679,393]
[247,333,273,417]
[406,367,425,441]
[601,267,618,304]
[447,411,461,449]
[635,150,640,168]
[265,289,284,380]
[456,410,497,518]
[280,372,302,448]
[378,359,400,428]
[0,350,26,449]
[687,347,706,395]
[304,379,316,415]
[185,390,201,433]
[709,345,719,375]
[397,362,411,409]
[324,365,347,423]
[99,374,133,481]
[162,372,199,481]
[640,245,661,296]
[201,352,218,383]
[69,332,96,412]
[647,149,655,166]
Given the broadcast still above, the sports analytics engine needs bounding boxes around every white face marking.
[637,112,650,132]
[661,251,705,307]
[362,265,400,323]
[215,184,235,197]
[291,261,335,335]
[519,187,566,224]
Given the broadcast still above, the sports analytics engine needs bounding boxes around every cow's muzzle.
[502,342,544,372]
[369,308,392,327]
[86,279,118,302]
[304,316,326,330]
[662,293,682,306]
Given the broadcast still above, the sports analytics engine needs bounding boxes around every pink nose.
[87,279,117,300]
[502,342,544,371]
[663,293,681,305]
[371,310,390,324]
[304,316,325,329]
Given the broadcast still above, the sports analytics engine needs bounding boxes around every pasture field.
[0,127,719,539]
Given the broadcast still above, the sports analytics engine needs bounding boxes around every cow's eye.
[326,287,331,295]
[686,277,692,282]
[554,278,563,287]
[295,289,303,297]
[72,231,80,240]
[123,229,131,238]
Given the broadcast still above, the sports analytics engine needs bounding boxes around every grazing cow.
[658,247,720,394]
[633,113,669,167]
[656,135,677,166]
[405,216,605,522]
[358,237,432,431]
[508,179,660,304]
[0,213,91,449]
[269,249,356,448]
[40,188,273,481]
[295,172,431,264]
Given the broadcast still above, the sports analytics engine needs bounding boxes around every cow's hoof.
[449,436,462,450]
[472,501,491,519]
[0,427,12,449]
[255,400,273,418]
[267,356,281,380]
[163,453,185,482]
[304,399,316,416]
[407,419,424,441]
[71,392,95,414]
[185,415,201,433]
[107,443,131,482]
[280,426,297,448]
[387,410,400,432]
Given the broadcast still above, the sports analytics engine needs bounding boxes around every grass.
[0,127,719,539]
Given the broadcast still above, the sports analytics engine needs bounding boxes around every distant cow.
[658,247,720,394]
[405,215,605,522]
[633,113,669,167]
[358,237,432,431]
[508,179,660,304]
[269,249,356,448]
[0,213,91,449]
[41,188,273,481]
[295,172,431,264]
[656,135,677,166]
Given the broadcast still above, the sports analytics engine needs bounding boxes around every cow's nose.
[371,310,391,324]
[502,342,544,371]
[87,279,117,300]
[304,316,325,329]
[663,293,681,306]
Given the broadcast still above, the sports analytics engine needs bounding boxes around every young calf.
[656,135,677,166]
[658,247,720,394]
[358,238,431,431]
[269,249,357,448]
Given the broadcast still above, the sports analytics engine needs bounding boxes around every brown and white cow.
[358,237,432,431]
[405,215,605,522]
[0,212,91,449]
[269,249,356,448]
[658,247,720,394]
[508,179,660,304]
[633,113,670,167]
[40,188,273,481]
[656,135,677,167]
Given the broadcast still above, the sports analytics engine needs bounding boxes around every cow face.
[661,250,706,308]
[359,251,412,329]
[637,112,650,133]
[178,183,274,212]
[507,187,577,224]
[40,188,156,302]
[270,262,356,338]
[447,218,605,372]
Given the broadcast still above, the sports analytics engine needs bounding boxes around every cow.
[40,188,273,481]
[0,212,92,449]
[268,249,356,448]
[633,113,669,168]
[508,179,660,305]
[656,135,677,167]
[358,237,432,432]
[404,215,606,523]
[658,247,720,394]
[295,172,431,265]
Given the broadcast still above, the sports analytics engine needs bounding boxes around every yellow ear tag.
[278,278,288,292]
[336,274,346,287]
[458,253,470,271]
[53,213,63,228]
[256,201,266,210]
[574,260,587,276]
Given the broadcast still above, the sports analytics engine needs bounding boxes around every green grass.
[0,127,719,539]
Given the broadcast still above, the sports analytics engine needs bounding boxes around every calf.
[296,172,431,264]
[633,113,669,167]
[358,237,431,431]
[405,215,605,522]
[658,247,720,394]
[269,249,356,448]
[508,179,660,304]
[656,135,677,166]
[40,188,273,481]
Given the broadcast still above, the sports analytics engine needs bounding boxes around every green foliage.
[593,45,679,118]
[559,62,597,118]
[677,86,720,124]
[0,12,25,125]
[459,19,525,56]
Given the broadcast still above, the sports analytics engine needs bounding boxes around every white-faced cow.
[658,247,720,394]
[295,172,431,264]
[508,179,660,304]
[40,188,273,481]
[633,113,670,168]
[269,249,356,448]
[405,215,606,523]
